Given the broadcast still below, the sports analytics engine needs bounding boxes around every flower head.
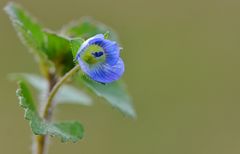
[76,34,124,83]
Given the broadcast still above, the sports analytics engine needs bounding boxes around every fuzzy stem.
[33,65,80,154]
[42,65,80,119]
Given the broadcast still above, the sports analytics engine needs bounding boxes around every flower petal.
[79,58,124,83]
[102,40,120,65]
[76,34,120,66]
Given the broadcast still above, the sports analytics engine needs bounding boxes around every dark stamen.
[92,51,104,58]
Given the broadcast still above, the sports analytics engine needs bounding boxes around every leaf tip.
[4,1,18,15]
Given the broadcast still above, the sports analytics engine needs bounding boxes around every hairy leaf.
[16,81,84,142]
[4,2,77,74]
[43,31,76,74]
[78,75,136,118]
[4,2,44,53]
[4,2,52,73]
[11,74,92,106]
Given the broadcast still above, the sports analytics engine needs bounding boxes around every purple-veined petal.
[76,34,120,65]
[102,40,120,65]
[78,58,124,83]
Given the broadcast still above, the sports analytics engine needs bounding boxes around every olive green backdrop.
[1,0,240,154]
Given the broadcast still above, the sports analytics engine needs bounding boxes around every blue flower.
[76,34,124,83]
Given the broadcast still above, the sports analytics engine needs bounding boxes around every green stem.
[42,65,80,119]
[34,65,80,154]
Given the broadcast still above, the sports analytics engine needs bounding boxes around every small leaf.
[4,2,78,75]
[43,31,75,75]
[70,38,85,59]
[77,75,136,118]
[104,31,110,39]
[4,2,44,53]
[43,31,70,60]
[16,81,84,142]
[51,121,84,142]
[4,2,52,73]
[11,73,92,106]
[61,17,119,41]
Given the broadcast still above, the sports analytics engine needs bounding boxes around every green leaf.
[4,2,51,71]
[4,2,44,53]
[16,81,84,142]
[78,75,136,118]
[11,74,92,106]
[61,17,119,41]
[43,31,75,75]
[52,121,84,142]
[4,2,77,74]
[104,31,110,39]
[70,38,85,59]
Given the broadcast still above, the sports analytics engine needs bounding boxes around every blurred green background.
[1,0,240,154]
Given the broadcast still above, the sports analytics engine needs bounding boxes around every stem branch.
[34,65,80,154]
[42,65,80,119]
